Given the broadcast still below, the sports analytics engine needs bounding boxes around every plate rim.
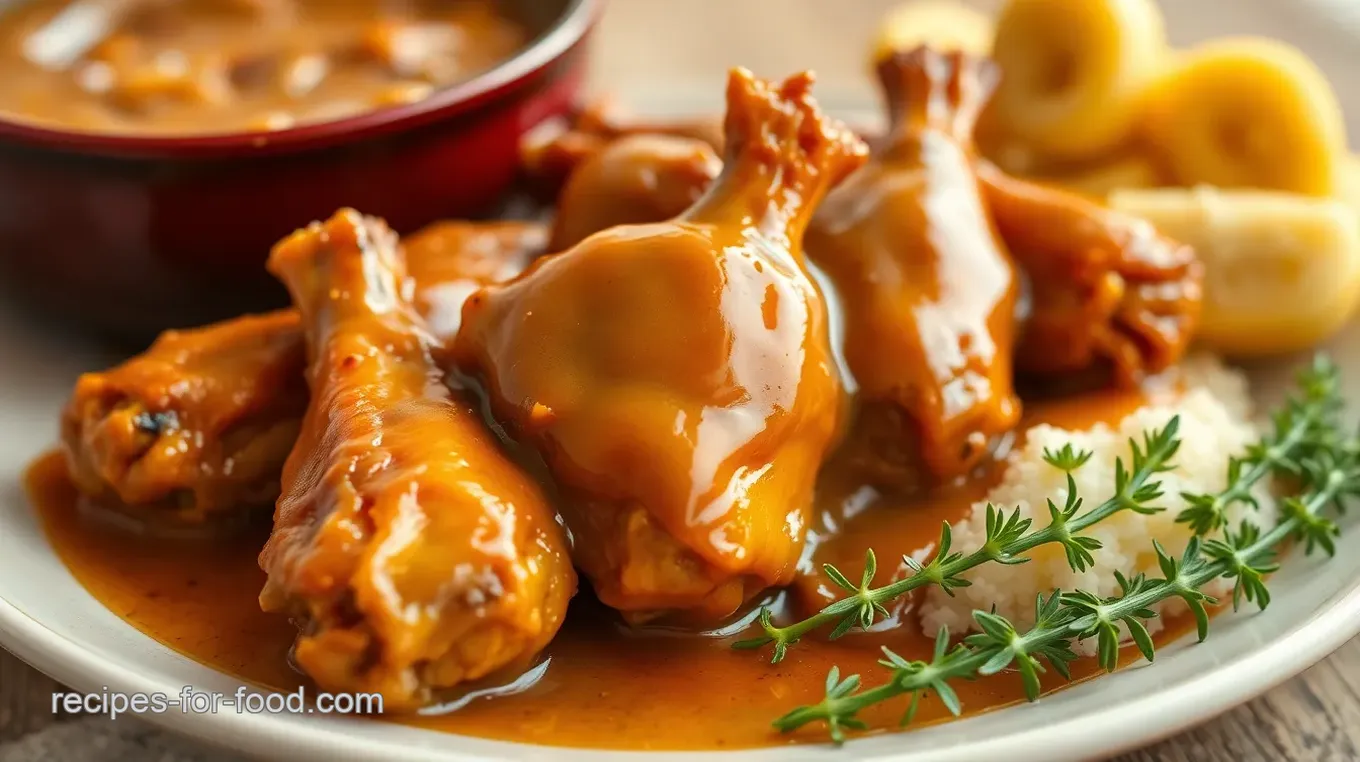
[2,533,1360,762]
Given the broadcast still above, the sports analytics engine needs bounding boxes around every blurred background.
[592,0,1360,143]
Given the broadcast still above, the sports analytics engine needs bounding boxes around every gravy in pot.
[0,0,527,135]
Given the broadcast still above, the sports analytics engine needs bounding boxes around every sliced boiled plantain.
[989,0,1169,161]
[1110,186,1360,357]
[1142,37,1347,196]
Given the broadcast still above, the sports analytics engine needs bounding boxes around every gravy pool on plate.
[27,388,1191,750]
[0,0,527,135]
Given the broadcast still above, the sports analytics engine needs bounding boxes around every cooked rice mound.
[919,356,1275,653]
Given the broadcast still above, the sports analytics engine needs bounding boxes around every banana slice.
[990,0,1168,161]
[1038,152,1165,198]
[1110,186,1360,357]
[871,1,994,63]
[1142,38,1347,197]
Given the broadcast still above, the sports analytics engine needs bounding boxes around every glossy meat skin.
[806,49,1021,482]
[549,133,722,251]
[978,165,1204,386]
[60,221,544,524]
[403,221,547,340]
[61,310,306,525]
[520,98,724,198]
[573,98,726,148]
[260,209,574,710]
[455,69,867,623]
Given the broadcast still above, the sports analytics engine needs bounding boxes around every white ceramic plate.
[2,286,1360,762]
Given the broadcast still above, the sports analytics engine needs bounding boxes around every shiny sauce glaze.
[806,50,1022,485]
[26,384,1192,750]
[450,71,866,626]
[0,0,526,135]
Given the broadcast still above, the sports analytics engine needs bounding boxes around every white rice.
[918,355,1274,653]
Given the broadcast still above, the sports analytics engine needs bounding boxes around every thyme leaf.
[734,421,1181,662]
[767,357,1354,742]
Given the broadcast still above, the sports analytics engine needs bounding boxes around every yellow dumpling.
[1142,37,1347,196]
[1110,186,1360,357]
[989,0,1169,161]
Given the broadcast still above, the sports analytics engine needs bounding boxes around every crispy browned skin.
[978,165,1204,386]
[259,209,574,710]
[549,133,722,252]
[60,221,544,524]
[61,310,307,525]
[806,49,1021,484]
[455,69,867,624]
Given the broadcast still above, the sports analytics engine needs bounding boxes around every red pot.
[0,0,599,342]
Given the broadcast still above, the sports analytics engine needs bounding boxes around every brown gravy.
[0,0,526,135]
[26,386,1191,750]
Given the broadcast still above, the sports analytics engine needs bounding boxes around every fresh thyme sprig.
[1177,355,1342,535]
[733,425,1180,662]
[775,457,1359,742]
[735,358,1340,664]
[771,358,1355,743]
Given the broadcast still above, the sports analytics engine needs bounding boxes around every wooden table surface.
[4,0,1360,760]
